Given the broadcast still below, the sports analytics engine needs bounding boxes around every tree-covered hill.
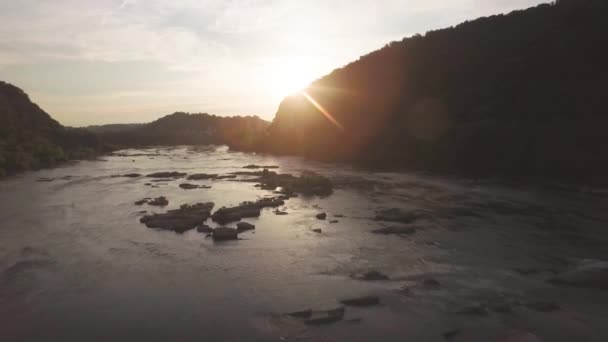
[91,112,269,151]
[260,0,608,184]
[0,81,105,177]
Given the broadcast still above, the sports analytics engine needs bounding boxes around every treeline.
[0,81,106,177]
[259,0,608,184]
[94,112,269,151]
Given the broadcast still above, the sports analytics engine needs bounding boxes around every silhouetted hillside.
[0,81,105,177]
[95,112,269,150]
[86,123,144,134]
[261,0,608,184]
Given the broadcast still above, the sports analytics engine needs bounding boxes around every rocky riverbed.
[1,145,607,342]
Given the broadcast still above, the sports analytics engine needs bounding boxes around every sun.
[265,58,319,99]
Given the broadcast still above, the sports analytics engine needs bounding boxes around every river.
[1,146,607,341]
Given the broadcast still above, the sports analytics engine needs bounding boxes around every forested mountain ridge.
[0,81,105,177]
[260,0,608,184]
[93,112,269,150]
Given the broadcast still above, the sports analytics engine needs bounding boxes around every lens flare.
[301,91,344,131]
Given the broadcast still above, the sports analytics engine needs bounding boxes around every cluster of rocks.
[140,202,214,233]
[211,197,286,224]
[135,196,169,206]
[237,169,333,196]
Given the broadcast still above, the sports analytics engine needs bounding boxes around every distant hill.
[260,0,608,184]
[93,112,270,150]
[85,123,144,134]
[0,81,105,177]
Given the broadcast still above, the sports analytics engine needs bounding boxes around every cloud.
[0,0,549,125]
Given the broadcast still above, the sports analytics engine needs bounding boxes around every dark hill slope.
[261,0,608,184]
[96,112,269,150]
[0,81,104,177]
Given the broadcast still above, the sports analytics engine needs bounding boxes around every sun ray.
[301,91,344,131]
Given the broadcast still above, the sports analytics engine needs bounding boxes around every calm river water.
[1,146,607,341]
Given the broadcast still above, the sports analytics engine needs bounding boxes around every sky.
[0,0,548,126]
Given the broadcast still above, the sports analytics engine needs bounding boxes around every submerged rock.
[316,212,327,220]
[499,332,542,342]
[375,208,427,223]
[148,196,169,206]
[549,260,608,289]
[236,222,255,231]
[140,202,214,233]
[340,296,380,307]
[524,301,560,312]
[211,197,285,224]
[243,164,279,169]
[351,270,390,281]
[212,227,239,241]
[303,307,345,326]
[312,228,322,234]
[179,183,211,190]
[372,226,416,235]
[146,171,187,178]
[287,309,313,318]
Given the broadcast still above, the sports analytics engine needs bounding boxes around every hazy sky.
[0,0,547,126]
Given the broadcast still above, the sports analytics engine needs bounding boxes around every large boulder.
[212,228,239,241]
[140,202,214,233]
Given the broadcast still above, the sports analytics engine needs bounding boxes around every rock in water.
[211,197,285,224]
[340,296,380,307]
[374,208,427,223]
[212,228,239,241]
[196,225,213,233]
[312,228,322,234]
[549,259,608,289]
[304,307,345,326]
[316,212,327,220]
[140,202,214,233]
[179,183,203,190]
[351,270,390,281]
[372,226,416,235]
[237,170,333,196]
[236,222,255,231]
[243,164,279,169]
[146,171,187,178]
[148,196,169,206]
[187,173,218,180]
